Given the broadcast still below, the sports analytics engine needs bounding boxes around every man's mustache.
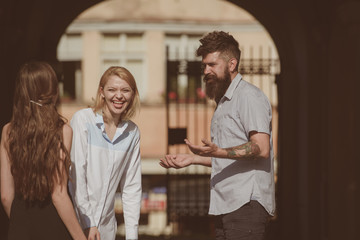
[204,74,216,82]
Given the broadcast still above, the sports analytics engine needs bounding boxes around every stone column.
[82,30,101,104]
[144,30,166,104]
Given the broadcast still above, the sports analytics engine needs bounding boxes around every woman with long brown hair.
[69,66,142,240]
[0,61,86,240]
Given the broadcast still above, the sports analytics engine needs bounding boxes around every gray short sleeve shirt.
[209,73,275,216]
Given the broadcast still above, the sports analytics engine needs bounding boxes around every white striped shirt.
[69,108,141,240]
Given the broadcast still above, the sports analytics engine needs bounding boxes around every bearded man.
[160,31,275,240]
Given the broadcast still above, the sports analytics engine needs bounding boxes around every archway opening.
[56,0,281,238]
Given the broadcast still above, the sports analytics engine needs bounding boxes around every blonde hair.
[93,66,140,121]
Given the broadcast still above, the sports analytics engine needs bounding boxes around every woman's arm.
[69,112,100,240]
[0,123,14,217]
[120,130,142,240]
[51,124,86,240]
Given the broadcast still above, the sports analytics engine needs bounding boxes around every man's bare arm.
[225,141,261,160]
[185,131,270,161]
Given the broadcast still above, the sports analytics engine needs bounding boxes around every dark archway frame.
[1,1,359,240]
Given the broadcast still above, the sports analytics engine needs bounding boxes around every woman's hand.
[85,227,101,240]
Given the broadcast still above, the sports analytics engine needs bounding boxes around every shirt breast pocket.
[217,114,246,146]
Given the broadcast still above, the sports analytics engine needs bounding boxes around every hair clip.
[30,100,43,107]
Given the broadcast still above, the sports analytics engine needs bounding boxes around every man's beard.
[204,69,231,104]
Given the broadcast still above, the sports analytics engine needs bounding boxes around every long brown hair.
[7,61,69,202]
[93,66,140,122]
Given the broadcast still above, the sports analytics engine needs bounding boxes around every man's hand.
[85,227,101,240]
[185,138,220,157]
[159,154,194,169]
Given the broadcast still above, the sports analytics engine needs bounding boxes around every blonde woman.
[0,61,86,240]
[69,66,142,240]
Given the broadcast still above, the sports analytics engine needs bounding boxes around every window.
[101,33,146,101]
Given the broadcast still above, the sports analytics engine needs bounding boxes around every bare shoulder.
[1,123,11,142]
[62,123,72,133]
[61,124,73,152]
[62,123,73,139]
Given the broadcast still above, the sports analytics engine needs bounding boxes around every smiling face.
[100,75,134,121]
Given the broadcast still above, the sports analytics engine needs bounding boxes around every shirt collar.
[223,73,242,100]
[94,112,129,143]
[95,112,104,128]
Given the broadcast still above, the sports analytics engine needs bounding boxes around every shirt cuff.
[79,214,96,229]
[125,226,138,240]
